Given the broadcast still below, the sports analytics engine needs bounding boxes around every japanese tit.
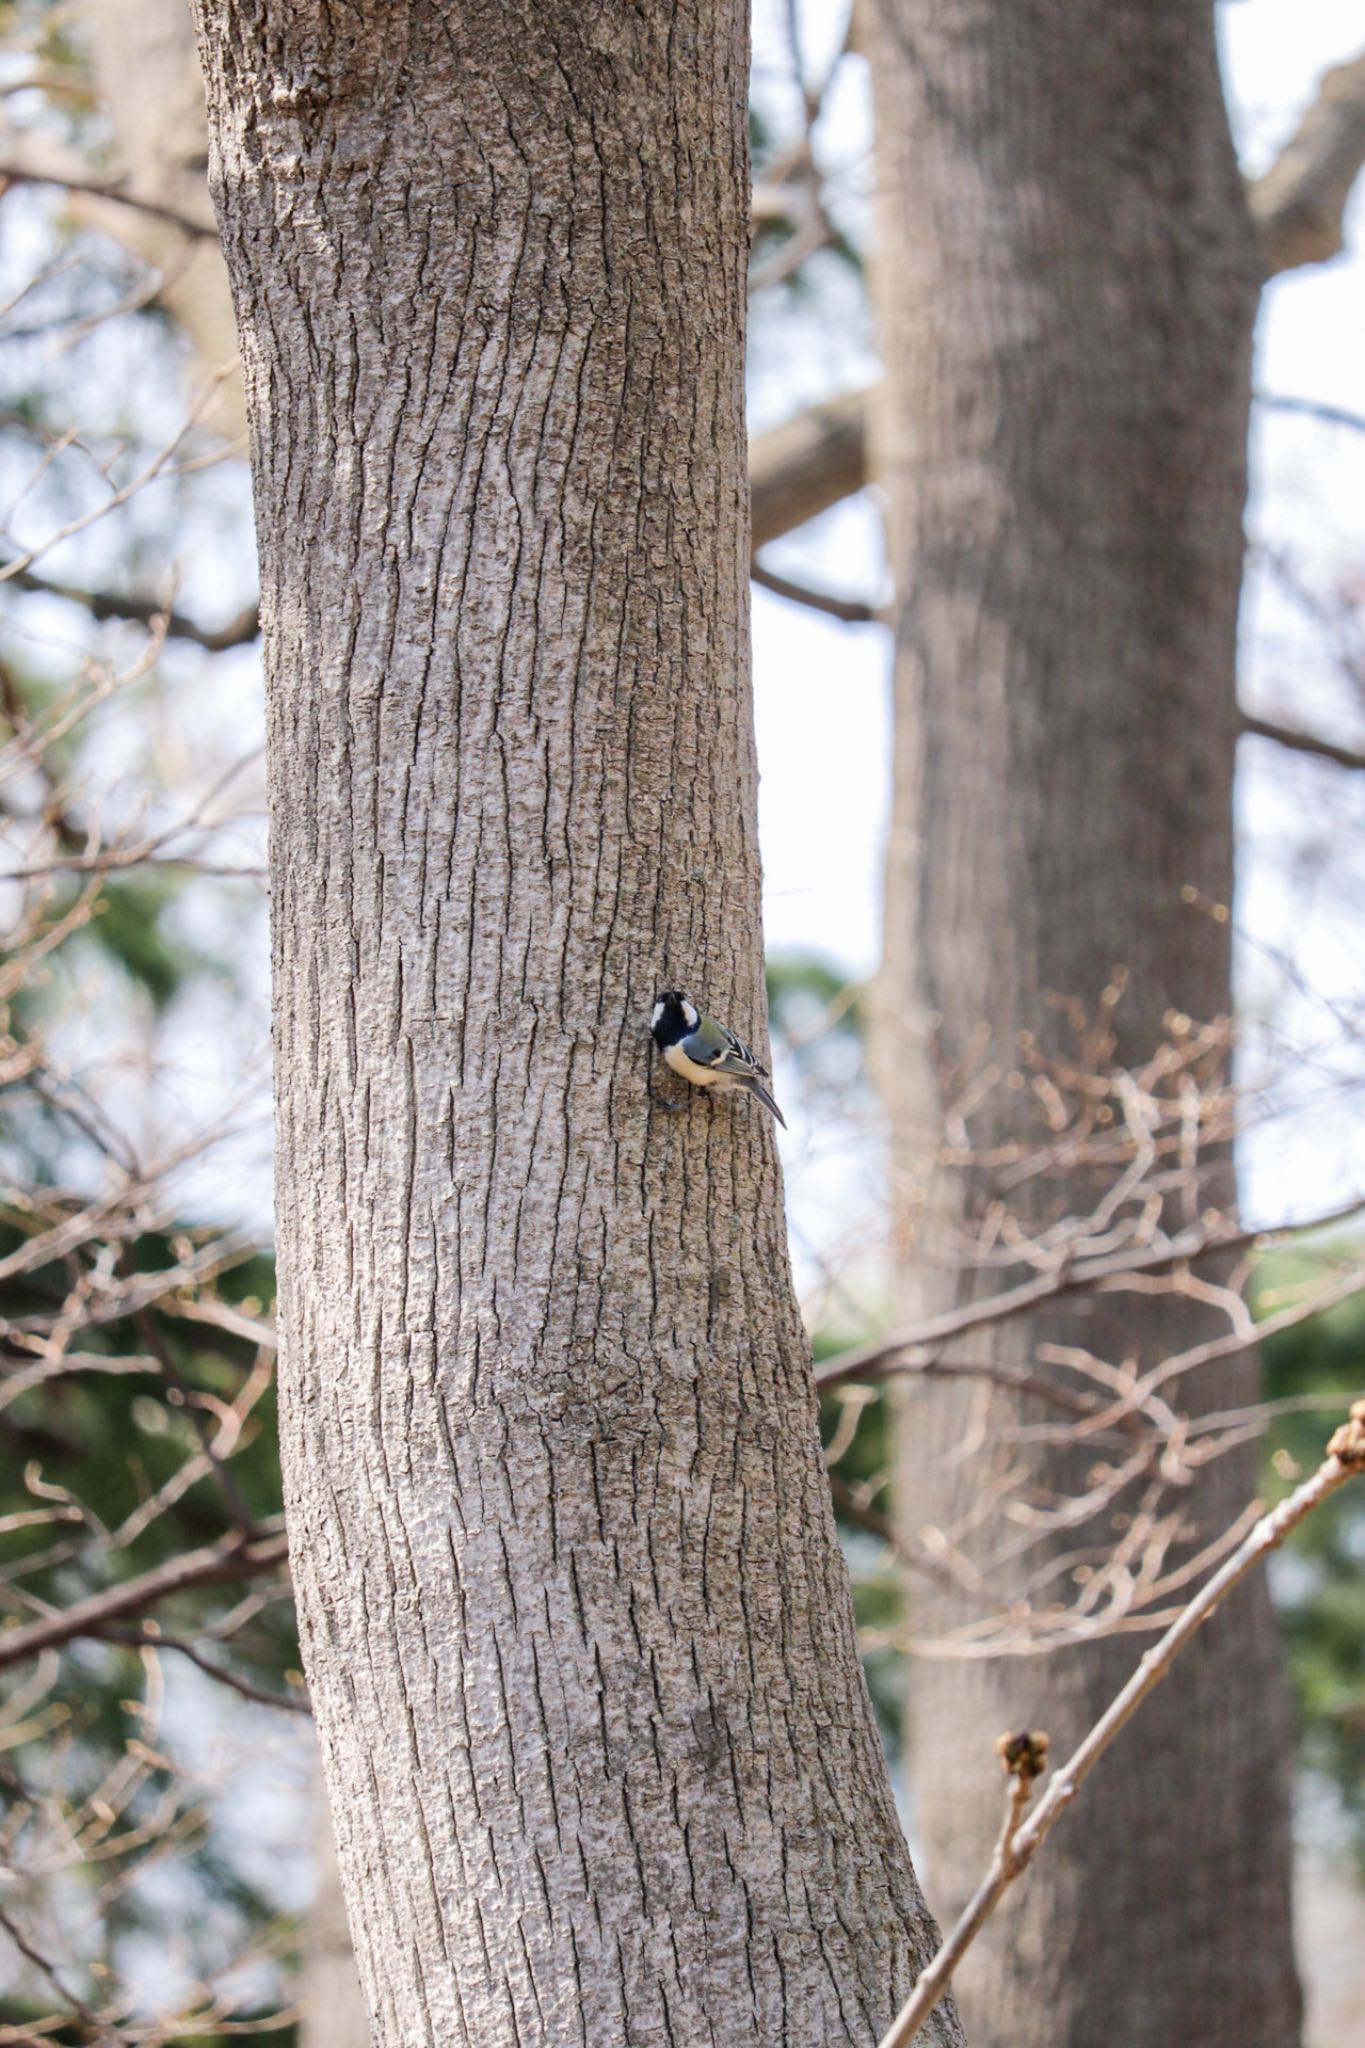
[650,990,787,1129]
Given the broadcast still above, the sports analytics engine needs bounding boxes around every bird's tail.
[741,1073,787,1130]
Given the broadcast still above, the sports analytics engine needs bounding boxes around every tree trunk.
[300,1808,370,2048]
[192,5,961,2043]
[865,4,1301,2045]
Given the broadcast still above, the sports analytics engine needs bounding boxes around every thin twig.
[85,1624,309,1716]
[0,1900,112,2043]
[1240,711,1365,774]
[815,1194,1365,1390]
[0,159,213,240]
[133,1303,260,1538]
[876,1403,1365,2047]
[881,1738,1047,2048]
[751,558,880,623]
[6,567,260,651]
[828,1474,1011,1614]
[1256,390,1365,436]
[0,1232,261,1341]
[0,369,240,585]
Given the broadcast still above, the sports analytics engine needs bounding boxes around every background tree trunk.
[865,4,1302,2045]
[78,0,244,434]
[193,4,961,2043]
[299,1810,370,2048]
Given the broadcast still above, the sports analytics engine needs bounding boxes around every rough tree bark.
[192,4,960,2044]
[865,5,1301,2046]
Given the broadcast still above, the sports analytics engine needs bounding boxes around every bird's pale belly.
[663,1044,732,1089]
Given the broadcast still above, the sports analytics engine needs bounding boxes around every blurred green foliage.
[1257,1249,1365,1871]
[0,642,290,2023]
[767,947,869,1105]
[91,874,227,1011]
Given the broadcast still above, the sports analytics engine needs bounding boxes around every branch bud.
[996,1729,1050,1784]
[1326,1398,1365,1469]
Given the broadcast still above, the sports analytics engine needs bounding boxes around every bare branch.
[0,156,214,240]
[0,370,243,585]
[0,1232,262,1341]
[1240,710,1365,774]
[814,1195,1365,1390]
[0,1527,289,1673]
[749,385,871,548]
[747,0,854,290]
[1250,49,1365,276]
[1256,390,1365,436]
[751,558,879,624]
[0,732,266,878]
[879,1737,1047,2048]
[751,180,803,225]
[133,1303,261,1539]
[6,566,260,652]
[828,1473,1014,1613]
[877,1404,1365,2048]
[749,196,834,294]
[0,1900,111,2043]
[746,51,1365,548]
[86,1623,310,1715]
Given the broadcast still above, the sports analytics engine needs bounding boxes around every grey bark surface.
[866,5,1301,2046]
[192,5,960,2044]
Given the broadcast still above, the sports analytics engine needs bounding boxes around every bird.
[650,990,786,1129]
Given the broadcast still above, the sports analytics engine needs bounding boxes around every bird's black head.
[651,990,699,1048]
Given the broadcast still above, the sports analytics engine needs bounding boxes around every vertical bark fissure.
[194,4,960,2042]
[867,4,1301,2045]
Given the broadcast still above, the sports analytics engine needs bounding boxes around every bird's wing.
[687,1017,770,1079]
